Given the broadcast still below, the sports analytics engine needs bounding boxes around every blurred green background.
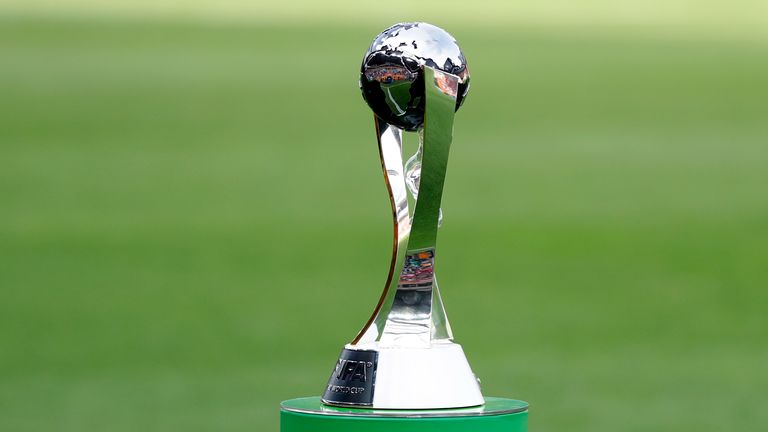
[1,1,767,431]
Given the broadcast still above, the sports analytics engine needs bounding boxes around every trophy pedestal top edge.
[281,396,528,418]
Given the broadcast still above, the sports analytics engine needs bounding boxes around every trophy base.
[281,396,528,431]
[322,342,484,409]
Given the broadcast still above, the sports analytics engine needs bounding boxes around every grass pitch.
[1,8,767,432]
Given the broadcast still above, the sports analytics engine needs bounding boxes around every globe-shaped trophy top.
[360,22,470,132]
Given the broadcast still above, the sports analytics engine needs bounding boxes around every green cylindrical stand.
[280,397,528,432]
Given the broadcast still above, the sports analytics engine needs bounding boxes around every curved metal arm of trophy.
[351,120,410,346]
[353,66,461,349]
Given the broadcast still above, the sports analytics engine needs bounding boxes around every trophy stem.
[351,119,409,346]
[352,67,460,348]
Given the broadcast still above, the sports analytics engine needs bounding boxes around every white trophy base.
[348,341,484,409]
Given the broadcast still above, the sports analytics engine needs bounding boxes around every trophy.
[281,22,529,431]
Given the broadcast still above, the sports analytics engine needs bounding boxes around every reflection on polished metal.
[322,23,483,410]
[360,22,470,132]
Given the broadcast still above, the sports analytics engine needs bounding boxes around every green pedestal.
[281,397,528,432]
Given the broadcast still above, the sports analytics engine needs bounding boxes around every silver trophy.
[322,22,483,410]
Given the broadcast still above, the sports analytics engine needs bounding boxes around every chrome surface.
[360,22,470,132]
[352,120,410,344]
[353,23,468,349]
